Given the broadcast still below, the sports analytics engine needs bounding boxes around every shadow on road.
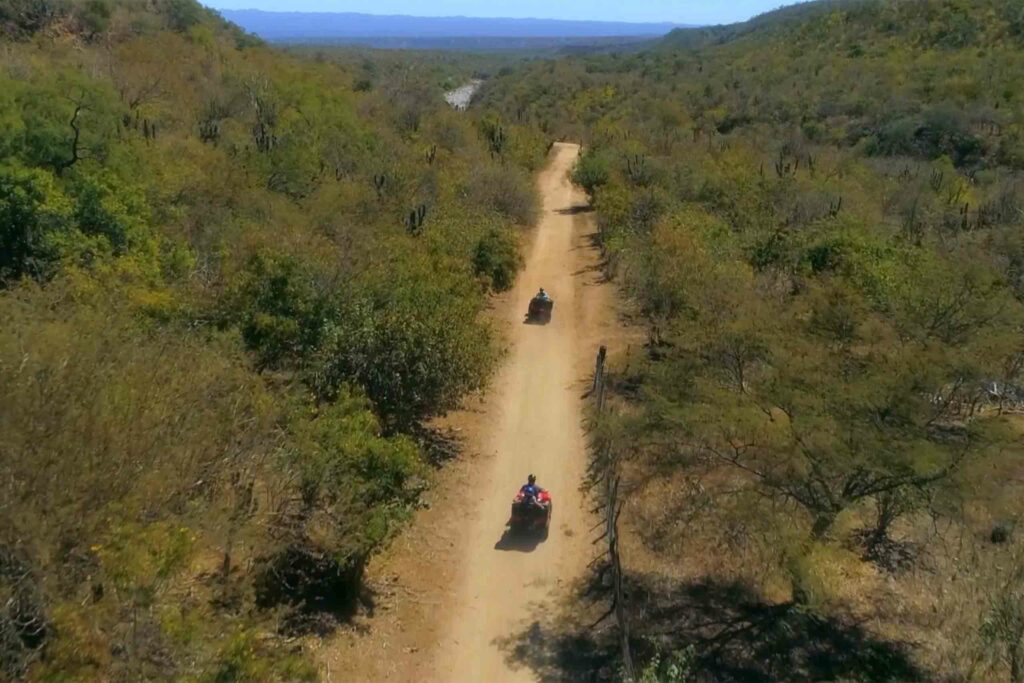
[556,205,594,215]
[496,569,927,682]
[409,424,464,468]
[494,528,547,553]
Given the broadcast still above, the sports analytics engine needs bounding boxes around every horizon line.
[213,7,696,26]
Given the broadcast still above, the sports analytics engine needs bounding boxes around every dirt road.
[324,142,614,681]
[429,142,601,681]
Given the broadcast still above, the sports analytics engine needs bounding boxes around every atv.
[509,489,552,537]
[527,294,554,324]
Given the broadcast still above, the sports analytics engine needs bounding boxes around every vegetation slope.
[0,1,547,679]
[478,0,1024,680]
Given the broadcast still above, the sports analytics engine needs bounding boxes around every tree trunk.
[810,512,836,541]
[789,512,839,606]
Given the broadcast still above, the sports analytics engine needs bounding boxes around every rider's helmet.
[528,474,536,485]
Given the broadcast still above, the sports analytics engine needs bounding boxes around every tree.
[663,274,1013,544]
[573,148,612,196]
[473,228,522,292]
[75,0,111,39]
[0,165,70,283]
[0,0,70,38]
[228,254,332,370]
[162,0,203,33]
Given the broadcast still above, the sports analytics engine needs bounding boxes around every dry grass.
[611,416,1024,682]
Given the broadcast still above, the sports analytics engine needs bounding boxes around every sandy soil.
[322,142,618,682]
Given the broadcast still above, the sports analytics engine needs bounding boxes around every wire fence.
[589,344,635,681]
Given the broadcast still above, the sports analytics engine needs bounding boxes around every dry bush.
[0,289,315,679]
[467,164,540,226]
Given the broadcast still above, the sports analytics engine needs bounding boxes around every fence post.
[592,345,635,682]
[609,476,634,680]
[593,344,607,394]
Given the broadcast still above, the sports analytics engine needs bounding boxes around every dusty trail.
[430,142,598,681]
[325,142,614,681]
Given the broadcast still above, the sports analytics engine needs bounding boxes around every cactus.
[774,150,798,178]
[406,204,428,236]
[487,125,507,158]
[625,154,649,186]
[373,173,387,200]
[198,118,220,144]
[828,196,843,219]
[947,182,966,206]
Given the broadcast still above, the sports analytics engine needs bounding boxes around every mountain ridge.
[217,9,693,41]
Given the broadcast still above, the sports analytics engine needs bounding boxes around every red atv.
[509,489,552,537]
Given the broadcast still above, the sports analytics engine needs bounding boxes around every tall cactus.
[198,119,220,144]
[827,196,843,219]
[625,154,649,186]
[373,173,387,200]
[406,204,428,236]
[774,150,799,178]
[487,125,507,158]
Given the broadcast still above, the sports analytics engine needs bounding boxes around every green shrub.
[468,164,539,225]
[573,149,612,196]
[75,0,112,37]
[870,107,985,166]
[72,173,150,256]
[0,165,71,283]
[228,254,332,369]
[473,227,522,292]
[312,295,493,429]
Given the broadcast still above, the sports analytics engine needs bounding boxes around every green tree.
[473,227,522,292]
[312,265,494,429]
[0,165,71,283]
[228,254,331,370]
[573,149,612,196]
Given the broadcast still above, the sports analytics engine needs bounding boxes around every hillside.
[0,0,546,679]
[663,0,1024,50]
[476,0,1024,679]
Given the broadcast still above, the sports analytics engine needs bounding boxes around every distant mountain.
[273,35,663,52]
[217,9,690,43]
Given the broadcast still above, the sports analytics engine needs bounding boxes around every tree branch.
[56,101,85,176]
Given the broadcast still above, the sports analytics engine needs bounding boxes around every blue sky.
[207,1,806,25]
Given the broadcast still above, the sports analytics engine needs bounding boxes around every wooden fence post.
[592,345,635,681]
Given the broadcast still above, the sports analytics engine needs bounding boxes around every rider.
[520,474,545,505]
[536,288,551,301]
